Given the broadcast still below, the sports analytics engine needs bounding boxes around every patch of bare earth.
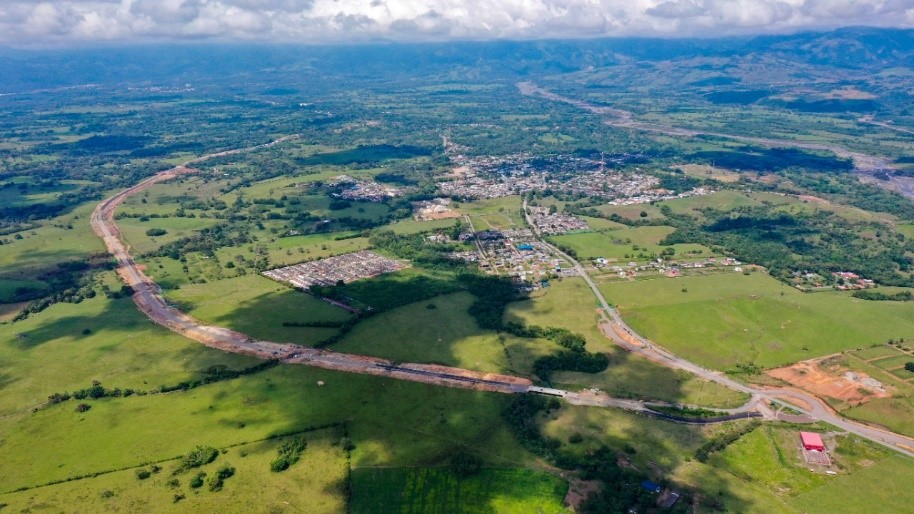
[767,358,892,406]
[564,477,602,512]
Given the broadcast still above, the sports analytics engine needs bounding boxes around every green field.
[550,226,711,261]
[601,272,914,370]
[119,216,221,255]
[851,345,906,361]
[166,275,352,346]
[790,455,914,513]
[336,292,509,372]
[0,364,533,493]
[0,429,348,513]
[505,278,748,408]
[0,291,257,416]
[387,217,460,235]
[461,196,524,231]
[351,467,569,514]
[868,354,913,370]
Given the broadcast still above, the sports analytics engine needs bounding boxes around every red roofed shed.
[800,431,825,451]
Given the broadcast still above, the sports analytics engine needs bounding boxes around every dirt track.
[90,137,532,395]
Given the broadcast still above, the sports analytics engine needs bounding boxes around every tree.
[905,362,914,373]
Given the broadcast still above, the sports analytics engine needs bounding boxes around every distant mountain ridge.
[1,27,912,92]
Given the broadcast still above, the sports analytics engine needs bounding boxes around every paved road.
[523,200,914,457]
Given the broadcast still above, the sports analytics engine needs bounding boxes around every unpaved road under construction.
[92,137,914,454]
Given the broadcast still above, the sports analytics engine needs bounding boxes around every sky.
[1,0,913,46]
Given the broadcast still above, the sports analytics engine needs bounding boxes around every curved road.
[523,199,914,457]
[89,135,914,452]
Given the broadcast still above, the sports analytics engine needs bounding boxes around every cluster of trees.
[151,224,251,261]
[270,437,307,472]
[47,361,279,406]
[13,258,112,322]
[852,290,914,301]
[686,147,853,174]
[663,206,914,286]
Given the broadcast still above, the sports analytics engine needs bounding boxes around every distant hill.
[0,27,912,92]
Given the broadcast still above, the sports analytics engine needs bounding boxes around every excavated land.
[91,139,533,395]
[767,358,891,406]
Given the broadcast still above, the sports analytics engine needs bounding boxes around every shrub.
[270,437,307,472]
[145,228,167,237]
[189,472,206,489]
[176,446,218,473]
[136,469,151,480]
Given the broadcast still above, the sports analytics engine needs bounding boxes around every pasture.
[505,278,748,408]
[166,275,352,346]
[0,429,348,514]
[600,272,914,370]
[550,226,711,261]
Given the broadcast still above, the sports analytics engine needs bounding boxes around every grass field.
[836,348,914,437]
[461,196,524,231]
[851,345,906,361]
[601,272,914,370]
[868,354,913,370]
[166,275,352,346]
[119,216,221,255]
[336,292,506,371]
[387,217,460,235]
[550,226,711,261]
[505,278,748,408]
[0,291,258,416]
[350,467,569,514]
[0,364,533,493]
[789,455,914,513]
[0,428,348,513]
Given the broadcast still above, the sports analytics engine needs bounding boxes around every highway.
[522,199,914,457]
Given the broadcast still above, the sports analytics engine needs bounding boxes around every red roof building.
[800,431,825,451]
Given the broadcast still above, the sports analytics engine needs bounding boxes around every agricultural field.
[601,272,914,370]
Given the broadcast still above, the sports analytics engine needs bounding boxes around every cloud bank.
[2,0,913,45]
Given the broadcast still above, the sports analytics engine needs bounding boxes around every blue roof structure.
[641,480,661,493]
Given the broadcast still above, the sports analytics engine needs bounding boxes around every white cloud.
[0,0,911,45]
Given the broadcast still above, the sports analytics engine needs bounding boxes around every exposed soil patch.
[767,358,891,406]
[564,477,601,512]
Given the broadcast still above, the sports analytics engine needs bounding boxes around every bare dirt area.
[767,358,892,406]
[564,477,601,512]
[797,194,832,205]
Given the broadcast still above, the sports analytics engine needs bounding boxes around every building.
[800,431,825,452]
